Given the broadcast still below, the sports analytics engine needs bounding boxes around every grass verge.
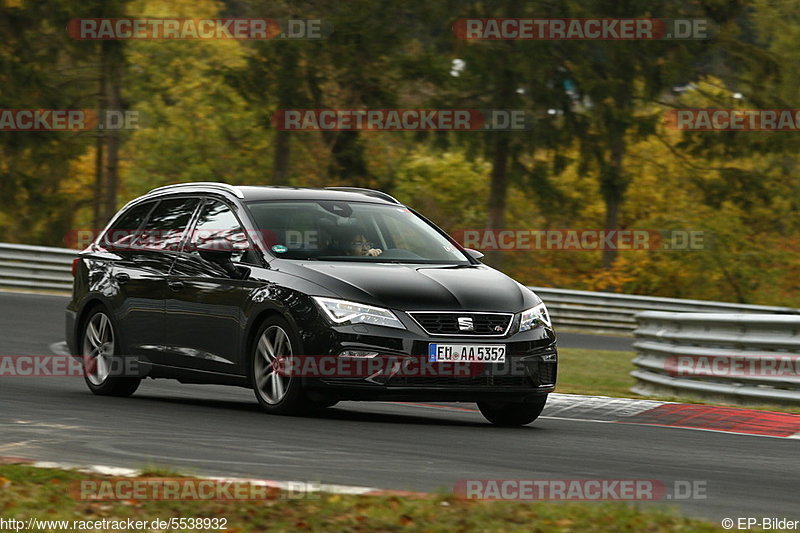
[0,464,727,532]
[556,348,800,414]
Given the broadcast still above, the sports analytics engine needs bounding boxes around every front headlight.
[312,297,406,330]
[518,302,551,332]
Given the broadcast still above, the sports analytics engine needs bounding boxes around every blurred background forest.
[1,0,799,305]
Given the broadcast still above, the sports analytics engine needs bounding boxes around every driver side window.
[190,200,251,264]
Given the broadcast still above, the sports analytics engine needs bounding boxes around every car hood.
[285,262,539,312]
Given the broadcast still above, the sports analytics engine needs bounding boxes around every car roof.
[144,183,402,205]
[237,186,399,204]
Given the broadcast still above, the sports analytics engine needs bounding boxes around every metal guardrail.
[529,286,799,335]
[0,243,76,292]
[631,311,800,405]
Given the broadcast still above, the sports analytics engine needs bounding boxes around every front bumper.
[298,316,558,402]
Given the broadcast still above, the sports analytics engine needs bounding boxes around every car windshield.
[245,200,470,264]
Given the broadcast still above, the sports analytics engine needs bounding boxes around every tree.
[0,0,99,244]
[556,0,748,269]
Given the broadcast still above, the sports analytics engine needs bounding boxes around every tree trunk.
[102,42,123,223]
[485,132,510,268]
[272,45,297,185]
[488,133,510,229]
[92,42,108,231]
[601,195,620,269]
[484,42,516,269]
[272,129,290,184]
[601,134,626,270]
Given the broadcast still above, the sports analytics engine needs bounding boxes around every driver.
[349,232,383,257]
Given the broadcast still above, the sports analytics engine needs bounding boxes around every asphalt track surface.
[0,291,797,522]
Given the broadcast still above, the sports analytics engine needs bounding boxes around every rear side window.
[102,201,156,247]
[135,197,200,251]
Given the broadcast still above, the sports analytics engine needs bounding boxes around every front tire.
[81,308,141,397]
[477,395,548,426]
[250,317,310,415]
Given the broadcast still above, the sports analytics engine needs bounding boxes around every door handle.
[114,272,130,283]
[168,280,184,291]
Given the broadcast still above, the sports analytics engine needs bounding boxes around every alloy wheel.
[83,312,114,386]
[253,325,293,404]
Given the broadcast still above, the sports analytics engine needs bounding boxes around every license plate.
[428,344,506,363]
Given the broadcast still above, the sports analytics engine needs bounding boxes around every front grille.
[409,312,513,336]
[388,375,532,388]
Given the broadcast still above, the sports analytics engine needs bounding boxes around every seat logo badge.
[458,317,474,331]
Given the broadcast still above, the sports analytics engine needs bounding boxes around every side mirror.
[465,248,484,260]
[196,238,235,262]
[194,237,251,280]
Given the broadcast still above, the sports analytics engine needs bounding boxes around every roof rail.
[324,187,401,204]
[147,182,245,199]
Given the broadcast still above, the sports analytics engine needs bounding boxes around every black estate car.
[66,183,557,426]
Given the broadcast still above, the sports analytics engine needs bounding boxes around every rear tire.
[477,395,548,427]
[250,316,311,415]
[81,308,141,397]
